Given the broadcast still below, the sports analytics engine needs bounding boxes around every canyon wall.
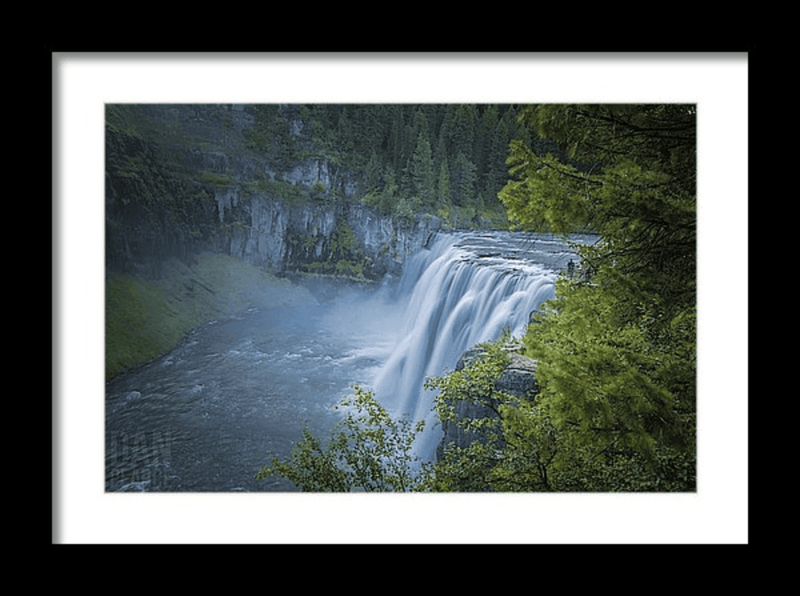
[105,104,441,281]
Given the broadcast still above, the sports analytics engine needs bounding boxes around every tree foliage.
[410,132,435,211]
[256,386,426,492]
[423,342,512,491]
[290,104,521,226]
[519,279,696,491]
[497,104,697,491]
[500,105,696,303]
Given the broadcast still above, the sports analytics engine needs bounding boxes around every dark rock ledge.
[436,344,538,460]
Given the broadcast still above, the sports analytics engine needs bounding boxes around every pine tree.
[388,105,405,173]
[437,156,451,206]
[363,150,382,194]
[479,106,514,211]
[378,162,399,215]
[448,104,476,162]
[496,104,697,491]
[410,132,435,210]
[451,151,477,208]
[335,107,355,162]
[473,105,498,183]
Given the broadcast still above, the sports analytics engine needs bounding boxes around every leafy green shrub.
[310,180,327,201]
[198,171,234,187]
[256,386,426,492]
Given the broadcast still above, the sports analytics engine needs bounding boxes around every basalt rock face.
[105,104,441,280]
[224,193,441,280]
[436,346,539,461]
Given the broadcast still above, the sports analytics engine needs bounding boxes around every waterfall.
[104,228,591,491]
[370,231,581,462]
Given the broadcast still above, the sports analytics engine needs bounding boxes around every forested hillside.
[243,103,522,224]
[105,104,522,277]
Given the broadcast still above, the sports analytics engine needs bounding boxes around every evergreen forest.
[244,103,523,225]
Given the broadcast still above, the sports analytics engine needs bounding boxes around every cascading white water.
[370,231,583,462]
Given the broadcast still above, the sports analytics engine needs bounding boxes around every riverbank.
[105,252,317,380]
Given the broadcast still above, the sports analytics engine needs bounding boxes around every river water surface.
[105,287,401,492]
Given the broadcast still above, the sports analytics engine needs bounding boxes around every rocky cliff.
[221,190,441,280]
[105,104,442,281]
[436,344,539,461]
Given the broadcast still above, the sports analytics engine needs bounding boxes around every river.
[105,231,593,491]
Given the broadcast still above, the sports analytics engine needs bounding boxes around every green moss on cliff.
[245,177,307,205]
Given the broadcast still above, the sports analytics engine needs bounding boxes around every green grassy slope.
[105,252,316,380]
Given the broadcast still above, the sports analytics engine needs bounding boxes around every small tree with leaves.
[256,386,426,492]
